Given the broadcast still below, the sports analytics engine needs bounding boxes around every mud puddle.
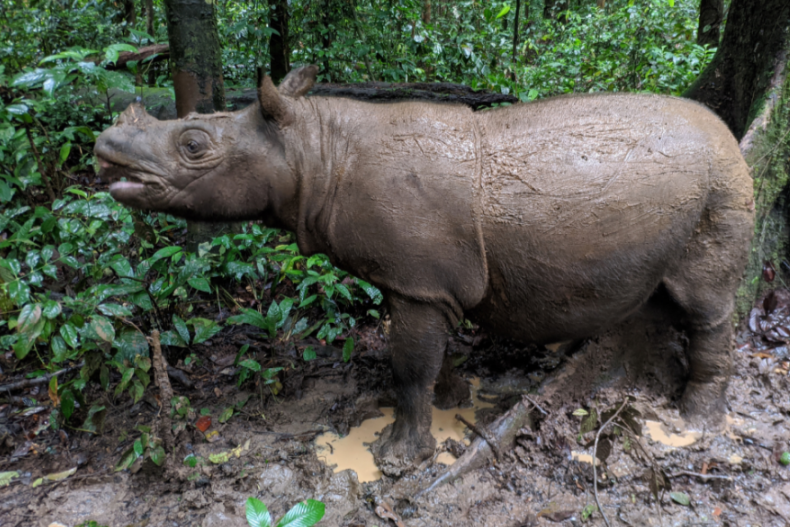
[315,378,493,482]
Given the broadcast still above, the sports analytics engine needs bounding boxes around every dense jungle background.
[3,0,790,526]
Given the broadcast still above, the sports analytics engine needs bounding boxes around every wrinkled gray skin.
[95,66,754,476]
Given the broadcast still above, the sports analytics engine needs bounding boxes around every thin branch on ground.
[668,470,732,481]
[150,330,174,451]
[0,362,84,393]
[456,413,503,461]
[523,394,548,415]
[593,399,629,527]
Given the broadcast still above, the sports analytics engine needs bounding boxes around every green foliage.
[115,427,165,471]
[246,497,325,527]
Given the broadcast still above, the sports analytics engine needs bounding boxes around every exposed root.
[416,396,535,497]
[149,330,174,451]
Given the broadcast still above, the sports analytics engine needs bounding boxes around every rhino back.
[470,94,743,341]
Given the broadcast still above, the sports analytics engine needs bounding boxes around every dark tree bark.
[684,0,790,138]
[163,0,235,249]
[697,0,723,48]
[543,0,568,22]
[321,0,334,78]
[268,0,290,84]
[513,0,521,62]
[122,0,136,26]
[422,0,431,24]
[145,0,155,84]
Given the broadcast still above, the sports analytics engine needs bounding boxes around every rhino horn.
[258,65,318,125]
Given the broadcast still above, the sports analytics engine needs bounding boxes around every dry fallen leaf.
[374,498,406,527]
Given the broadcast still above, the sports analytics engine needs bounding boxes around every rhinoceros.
[95,65,754,475]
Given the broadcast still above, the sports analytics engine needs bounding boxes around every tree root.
[415,396,536,498]
[149,330,174,451]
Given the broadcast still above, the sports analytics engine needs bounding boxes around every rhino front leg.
[371,294,447,476]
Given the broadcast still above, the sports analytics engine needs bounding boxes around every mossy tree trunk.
[163,0,239,251]
[684,0,790,139]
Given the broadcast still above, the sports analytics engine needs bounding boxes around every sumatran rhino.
[95,65,754,475]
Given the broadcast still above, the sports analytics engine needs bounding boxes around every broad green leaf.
[188,276,212,293]
[133,438,144,457]
[150,246,182,262]
[97,303,133,317]
[670,492,690,506]
[219,407,233,423]
[183,454,198,468]
[239,359,261,372]
[160,330,187,347]
[81,405,106,435]
[189,318,221,344]
[89,315,115,342]
[495,5,511,19]
[17,303,42,334]
[31,467,76,488]
[116,445,140,471]
[246,497,272,527]
[227,308,268,330]
[276,499,326,527]
[149,445,166,466]
[342,338,354,363]
[303,347,317,361]
[60,323,79,348]
[0,471,19,487]
[173,315,190,345]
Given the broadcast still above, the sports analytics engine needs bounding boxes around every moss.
[735,66,790,317]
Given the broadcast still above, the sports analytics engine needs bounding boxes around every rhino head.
[94,65,318,226]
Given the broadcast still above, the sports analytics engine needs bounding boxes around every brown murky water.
[315,378,493,482]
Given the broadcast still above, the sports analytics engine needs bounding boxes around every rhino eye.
[186,140,199,153]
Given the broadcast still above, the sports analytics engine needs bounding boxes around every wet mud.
[3,293,790,526]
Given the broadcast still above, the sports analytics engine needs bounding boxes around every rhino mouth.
[96,154,165,205]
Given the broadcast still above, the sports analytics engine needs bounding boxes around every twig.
[0,362,84,393]
[668,471,732,481]
[523,395,548,416]
[456,413,502,461]
[593,399,629,527]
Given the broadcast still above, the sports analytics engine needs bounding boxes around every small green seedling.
[780,452,790,466]
[246,497,325,527]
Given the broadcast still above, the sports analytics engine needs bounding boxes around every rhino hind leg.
[371,294,447,476]
[433,350,471,410]
[663,203,752,421]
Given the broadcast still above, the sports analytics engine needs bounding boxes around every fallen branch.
[593,399,629,527]
[416,396,533,497]
[456,413,502,461]
[668,470,732,481]
[100,44,170,70]
[149,330,174,450]
[0,362,84,393]
[523,395,549,416]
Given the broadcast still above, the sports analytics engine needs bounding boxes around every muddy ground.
[2,290,790,527]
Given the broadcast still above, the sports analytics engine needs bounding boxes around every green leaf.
[303,346,316,361]
[160,330,187,347]
[17,303,42,334]
[246,497,272,527]
[183,454,198,468]
[668,0,674,6]
[227,308,268,330]
[572,408,589,417]
[495,5,511,19]
[116,445,140,471]
[239,359,261,372]
[173,315,191,345]
[42,300,61,319]
[342,337,354,363]
[150,246,182,262]
[149,445,166,466]
[670,492,690,506]
[60,323,79,348]
[188,276,212,293]
[189,318,221,344]
[219,407,234,423]
[0,471,20,487]
[133,438,144,457]
[276,499,325,527]
[112,328,149,362]
[81,405,106,435]
[89,315,116,342]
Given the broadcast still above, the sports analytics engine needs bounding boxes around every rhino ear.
[278,65,318,98]
[258,75,292,124]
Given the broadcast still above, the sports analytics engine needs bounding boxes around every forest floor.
[2,289,790,527]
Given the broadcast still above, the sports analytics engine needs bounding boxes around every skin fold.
[95,65,754,476]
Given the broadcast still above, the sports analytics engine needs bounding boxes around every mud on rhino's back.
[470,94,734,341]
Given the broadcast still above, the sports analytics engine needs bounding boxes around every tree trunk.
[697,0,723,48]
[321,0,333,78]
[145,0,155,85]
[268,0,290,84]
[512,0,520,63]
[684,0,790,139]
[543,0,568,22]
[163,0,237,251]
[422,0,431,24]
[122,0,136,27]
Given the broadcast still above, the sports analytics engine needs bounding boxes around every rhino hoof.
[371,423,436,477]
[679,379,728,425]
